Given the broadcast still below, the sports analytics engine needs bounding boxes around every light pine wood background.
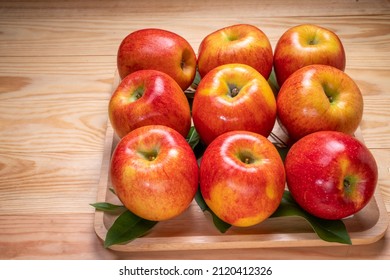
[0,0,389,259]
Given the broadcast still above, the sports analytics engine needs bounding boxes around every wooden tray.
[93,76,388,252]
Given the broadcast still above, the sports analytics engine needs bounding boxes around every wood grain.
[0,57,114,153]
[0,152,103,214]
[0,16,389,64]
[1,0,389,18]
[372,149,390,212]
[0,0,389,259]
[1,213,389,260]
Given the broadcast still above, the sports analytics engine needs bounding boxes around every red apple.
[117,28,197,90]
[285,131,378,220]
[277,64,363,141]
[200,131,286,227]
[108,69,191,138]
[197,24,273,79]
[192,63,277,146]
[110,125,199,221]
[274,24,346,86]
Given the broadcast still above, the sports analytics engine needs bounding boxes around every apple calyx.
[343,175,357,195]
[341,175,365,207]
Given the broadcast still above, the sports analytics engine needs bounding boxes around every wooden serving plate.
[93,74,388,252]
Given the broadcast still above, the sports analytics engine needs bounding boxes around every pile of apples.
[108,24,378,228]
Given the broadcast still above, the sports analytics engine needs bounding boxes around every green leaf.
[268,68,280,96]
[90,202,126,213]
[186,126,200,150]
[271,191,352,245]
[195,187,351,244]
[195,188,231,233]
[186,126,207,159]
[185,68,201,112]
[193,69,201,86]
[275,145,290,162]
[104,210,158,248]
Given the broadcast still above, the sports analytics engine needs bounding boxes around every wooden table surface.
[0,0,389,260]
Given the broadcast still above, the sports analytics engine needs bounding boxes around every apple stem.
[129,86,145,102]
[228,87,239,98]
[137,150,158,161]
[322,83,337,104]
[237,151,256,164]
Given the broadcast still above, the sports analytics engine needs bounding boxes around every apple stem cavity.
[308,32,319,45]
[322,83,337,104]
[308,38,318,45]
[227,84,240,98]
[237,151,256,165]
[222,31,238,41]
[138,149,158,161]
[129,86,145,102]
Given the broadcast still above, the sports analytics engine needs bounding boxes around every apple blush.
[117,28,197,90]
[199,131,286,227]
[108,69,191,139]
[277,64,363,141]
[110,125,199,221]
[192,63,277,146]
[274,24,346,86]
[197,24,273,79]
[285,131,378,220]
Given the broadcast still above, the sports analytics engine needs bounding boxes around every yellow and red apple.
[274,24,346,86]
[200,131,286,227]
[117,28,197,90]
[192,63,277,146]
[277,64,363,141]
[110,125,199,221]
[197,24,273,79]
[108,69,191,138]
[285,131,378,220]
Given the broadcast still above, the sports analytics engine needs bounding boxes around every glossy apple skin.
[108,69,191,138]
[274,24,346,86]
[197,24,273,79]
[277,64,363,141]
[200,131,286,227]
[192,63,277,146]
[110,125,199,221]
[285,131,378,220]
[117,28,197,90]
